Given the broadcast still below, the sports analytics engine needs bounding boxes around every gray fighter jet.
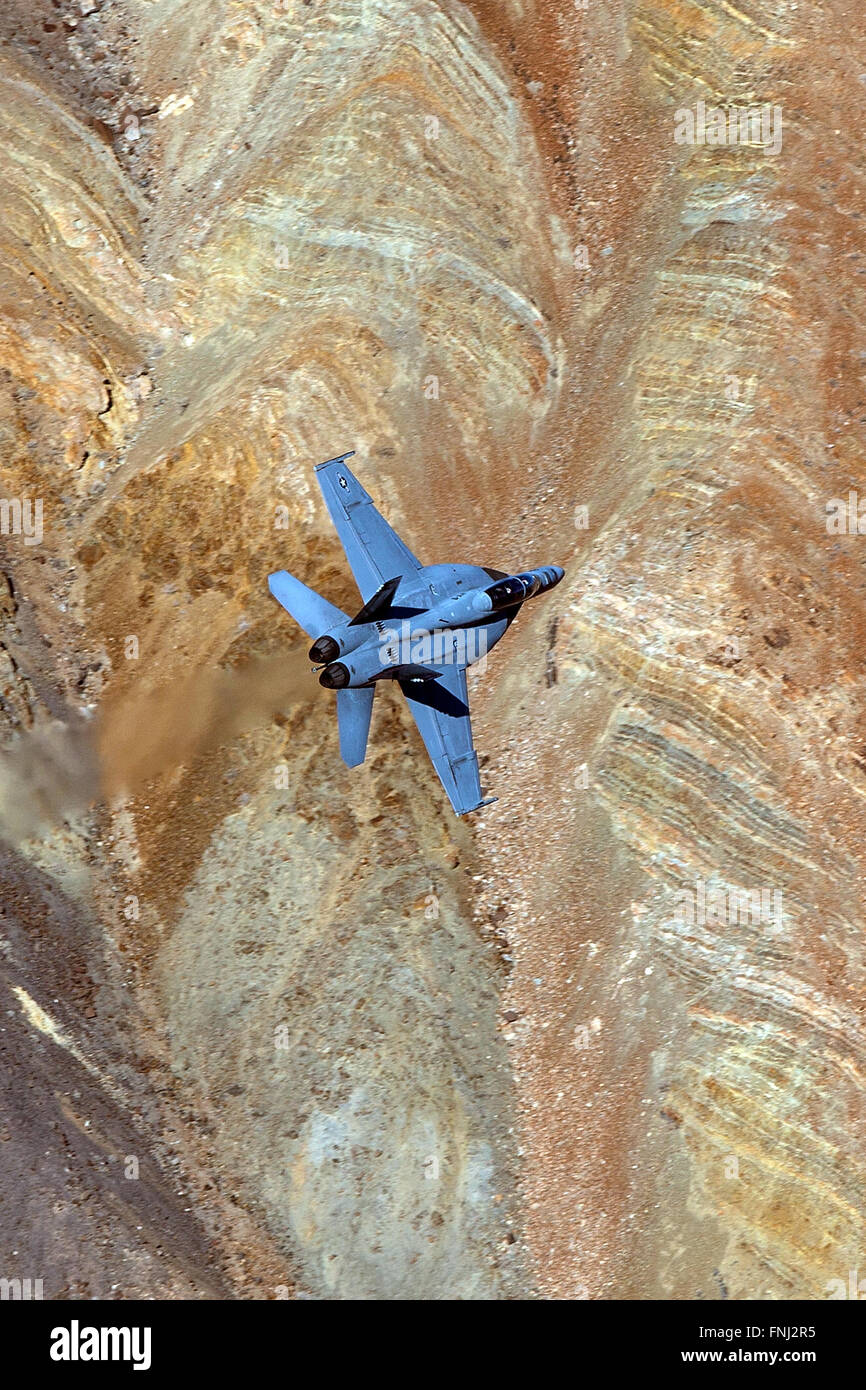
[268,452,563,814]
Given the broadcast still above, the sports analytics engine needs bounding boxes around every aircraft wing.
[399,664,490,816]
[315,452,425,603]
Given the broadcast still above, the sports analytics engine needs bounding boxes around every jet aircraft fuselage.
[268,452,564,815]
[312,562,563,690]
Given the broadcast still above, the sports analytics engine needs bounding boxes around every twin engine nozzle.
[318,661,350,689]
[309,634,340,665]
[311,633,349,686]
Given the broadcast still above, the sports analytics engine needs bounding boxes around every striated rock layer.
[0,0,864,1298]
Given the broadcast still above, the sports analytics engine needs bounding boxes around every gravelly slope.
[1,0,864,1299]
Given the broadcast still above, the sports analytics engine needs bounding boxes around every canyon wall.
[1,0,863,1299]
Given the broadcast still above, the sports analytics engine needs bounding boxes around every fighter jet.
[268,452,564,815]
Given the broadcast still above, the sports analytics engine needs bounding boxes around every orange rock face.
[0,0,864,1299]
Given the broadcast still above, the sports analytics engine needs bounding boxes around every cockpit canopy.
[485,572,541,610]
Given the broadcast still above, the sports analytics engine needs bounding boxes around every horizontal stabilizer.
[268,570,348,639]
[337,687,374,767]
[349,575,401,626]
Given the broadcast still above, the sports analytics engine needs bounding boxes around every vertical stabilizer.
[336,687,375,767]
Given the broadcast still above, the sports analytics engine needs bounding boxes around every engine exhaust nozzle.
[319,662,350,689]
[309,635,340,665]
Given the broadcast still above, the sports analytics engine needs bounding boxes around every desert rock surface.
[0,0,864,1299]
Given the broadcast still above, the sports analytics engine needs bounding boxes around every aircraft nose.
[537,565,564,591]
